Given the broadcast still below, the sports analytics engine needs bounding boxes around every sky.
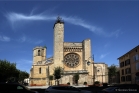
[0,1,139,73]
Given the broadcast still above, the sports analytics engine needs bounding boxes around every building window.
[125,59,130,66]
[136,63,139,70]
[121,76,125,82]
[38,50,41,56]
[125,68,131,74]
[136,76,139,81]
[126,75,131,81]
[39,67,41,74]
[120,62,124,67]
[133,54,139,61]
[121,69,124,75]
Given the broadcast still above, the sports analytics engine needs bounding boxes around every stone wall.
[59,74,92,85]
[64,42,82,47]
[30,79,46,86]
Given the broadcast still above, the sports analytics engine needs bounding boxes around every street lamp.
[86,55,95,84]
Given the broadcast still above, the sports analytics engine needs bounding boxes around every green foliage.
[53,66,63,80]
[43,46,47,48]
[108,64,118,78]
[0,59,29,82]
[49,75,53,80]
[53,66,63,85]
[94,81,100,84]
[73,73,79,81]
[49,75,53,86]
[18,70,29,82]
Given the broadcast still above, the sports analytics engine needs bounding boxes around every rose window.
[64,53,80,68]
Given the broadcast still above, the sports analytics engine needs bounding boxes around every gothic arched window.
[38,50,41,56]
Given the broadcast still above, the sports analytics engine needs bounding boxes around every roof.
[117,45,139,59]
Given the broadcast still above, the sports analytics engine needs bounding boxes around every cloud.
[35,40,43,44]
[15,59,32,73]
[107,29,123,38]
[100,53,110,59]
[17,35,43,44]
[18,35,26,42]
[0,35,10,42]
[17,59,32,63]
[28,39,43,44]
[4,9,121,37]
[104,43,110,48]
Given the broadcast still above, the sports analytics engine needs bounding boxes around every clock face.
[64,53,80,68]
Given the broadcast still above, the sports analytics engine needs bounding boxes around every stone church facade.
[29,17,94,86]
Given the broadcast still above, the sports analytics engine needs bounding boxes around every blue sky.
[0,1,139,73]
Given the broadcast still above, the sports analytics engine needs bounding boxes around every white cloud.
[18,36,26,42]
[17,35,43,44]
[107,29,123,38]
[18,59,32,63]
[0,35,10,42]
[4,9,121,37]
[28,39,43,44]
[35,40,43,44]
[100,53,110,59]
[104,43,110,48]
[15,59,32,73]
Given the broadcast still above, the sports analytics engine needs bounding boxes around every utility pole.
[93,54,95,84]
[93,62,95,84]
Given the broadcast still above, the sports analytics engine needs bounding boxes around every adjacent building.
[94,63,108,83]
[118,45,139,84]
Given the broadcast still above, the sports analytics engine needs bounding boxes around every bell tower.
[53,16,64,67]
[33,46,46,64]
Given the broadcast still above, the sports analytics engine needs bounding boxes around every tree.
[53,66,63,85]
[108,64,118,84]
[73,73,79,85]
[0,60,17,82]
[49,75,53,86]
[18,70,29,83]
[0,59,29,83]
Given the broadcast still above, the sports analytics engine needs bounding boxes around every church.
[29,17,107,86]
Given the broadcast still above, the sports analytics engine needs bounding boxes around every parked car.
[45,86,92,93]
[98,86,139,93]
[0,82,39,93]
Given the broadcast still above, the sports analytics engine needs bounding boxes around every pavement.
[27,85,87,89]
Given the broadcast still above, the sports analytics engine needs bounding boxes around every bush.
[67,82,70,85]
[84,82,87,85]
[94,81,100,84]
